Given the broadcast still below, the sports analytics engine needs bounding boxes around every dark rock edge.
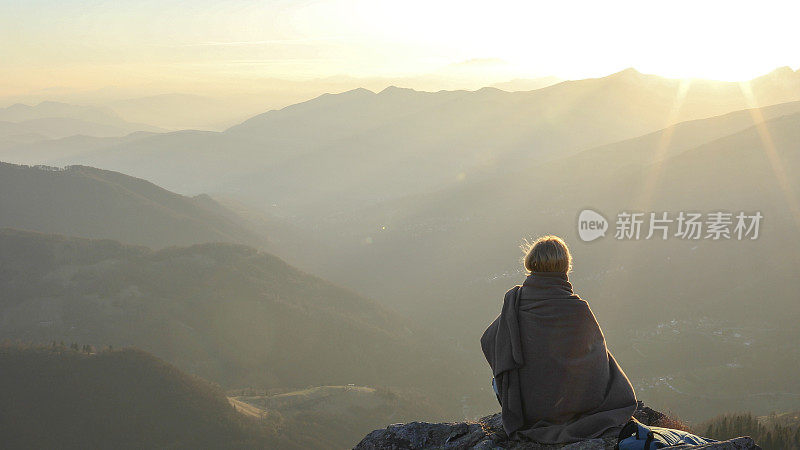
[354,402,760,449]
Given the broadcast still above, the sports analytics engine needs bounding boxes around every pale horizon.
[3,0,799,99]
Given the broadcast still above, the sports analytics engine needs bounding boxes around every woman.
[480,235,636,443]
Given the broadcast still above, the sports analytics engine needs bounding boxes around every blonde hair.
[523,235,572,274]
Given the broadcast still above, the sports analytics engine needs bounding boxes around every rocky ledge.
[354,403,760,450]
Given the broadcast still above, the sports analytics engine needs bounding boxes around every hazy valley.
[2,67,800,447]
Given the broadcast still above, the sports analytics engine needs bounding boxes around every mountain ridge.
[34,67,800,219]
[0,162,266,249]
[0,101,163,136]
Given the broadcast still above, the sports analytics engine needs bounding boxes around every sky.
[1,0,799,96]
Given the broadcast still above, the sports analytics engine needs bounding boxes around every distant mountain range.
[0,133,158,165]
[0,101,163,145]
[0,117,156,142]
[104,93,265,131]
[7,67,799,219]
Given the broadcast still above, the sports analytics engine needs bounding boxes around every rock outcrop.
[354,403,760,449]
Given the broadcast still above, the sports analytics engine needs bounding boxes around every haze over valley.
[2,2,800,446]
[2,67,799,429]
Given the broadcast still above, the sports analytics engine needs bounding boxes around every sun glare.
[2,0,797,93]
[739,81,800,228]
[337,0,797,81]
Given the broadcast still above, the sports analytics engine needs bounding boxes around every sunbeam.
[739,81,800,229]
[634,78,692,211]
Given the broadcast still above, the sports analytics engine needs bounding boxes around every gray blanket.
[480,272,637,443]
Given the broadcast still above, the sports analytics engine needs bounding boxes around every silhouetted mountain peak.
[475,86,503,95]
[607,67,645,80]
[771,66,795,74]
[339,87,375,97]
[6,103,32,111]
[762,66,798,80]
[378,85,416,95]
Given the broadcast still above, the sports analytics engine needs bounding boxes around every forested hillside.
[0,344,291,449]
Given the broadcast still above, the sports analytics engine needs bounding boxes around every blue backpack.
[617,418,717,449]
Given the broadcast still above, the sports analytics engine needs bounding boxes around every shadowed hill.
[0,162,266,249]
[0,229,475,416]
[0,343,292,449]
